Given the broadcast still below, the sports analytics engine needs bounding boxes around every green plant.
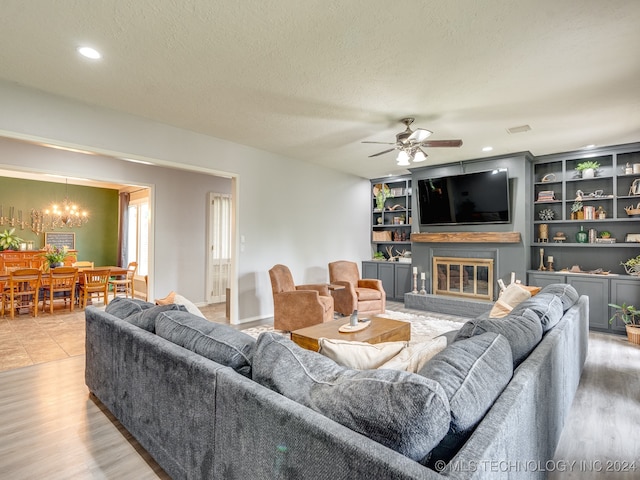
[575,161,600,172]
[608,302,640,326]
[374,183,394,211]
[372,251,385,261]
[571,201,583,213]
[0,228,23,250]
[40,244,69,264]
[621,254,640,276]
[599,231,611,238]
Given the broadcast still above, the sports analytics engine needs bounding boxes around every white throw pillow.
[318,338,407,370]
[489,283,532,318]
[173,293,206,318]
[379,337,448,373]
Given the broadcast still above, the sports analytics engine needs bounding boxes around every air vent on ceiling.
[506,124,532,134]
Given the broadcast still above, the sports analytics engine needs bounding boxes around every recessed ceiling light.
[584,144,596,149]
[77,46,101,59]
[482,146,493,152]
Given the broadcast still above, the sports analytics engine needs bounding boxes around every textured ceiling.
[1,0,639,179]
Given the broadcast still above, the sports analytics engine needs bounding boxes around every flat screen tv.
[417,169,510,225]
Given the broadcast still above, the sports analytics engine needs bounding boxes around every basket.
[626,325,640,345]
[625,202,640,216]
[372,231,392,241]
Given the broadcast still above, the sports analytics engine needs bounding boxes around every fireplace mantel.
[411,232,521,243]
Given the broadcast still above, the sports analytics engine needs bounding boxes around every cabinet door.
[377,263,395,300]
[527,273,566,288]
[361,261,379,280]
[610,278,640,334]
[567,276,609,331]
[394,264,412,300]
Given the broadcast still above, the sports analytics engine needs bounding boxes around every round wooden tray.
[338,321,371,333]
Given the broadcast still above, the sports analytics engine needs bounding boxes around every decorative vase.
[49,261,64,269]
[581,168,595,179]
[575,226,588,243]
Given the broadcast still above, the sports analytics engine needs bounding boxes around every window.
[127,191,149,276]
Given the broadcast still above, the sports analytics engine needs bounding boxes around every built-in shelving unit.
[528,142,640,334]
[370,175,412,259]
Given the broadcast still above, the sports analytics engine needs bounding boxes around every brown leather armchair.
[269,264,334,332]
[328,260,385,316]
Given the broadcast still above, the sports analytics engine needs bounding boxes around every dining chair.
[41,266,78,314]
[79,269,111,308]
[1,268,42,319]
[108,262,137,300]
[72,261,95,270]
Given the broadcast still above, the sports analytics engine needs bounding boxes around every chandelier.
[29,180,89,233]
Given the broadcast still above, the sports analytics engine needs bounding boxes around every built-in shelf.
[411,232,521,243]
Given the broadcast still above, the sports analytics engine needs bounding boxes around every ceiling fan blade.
[421,139,463,148]
[368,148,396,158]
[361,141,395,145]
[408,128,432,143]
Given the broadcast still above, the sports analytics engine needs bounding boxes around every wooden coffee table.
[291,316,411,352]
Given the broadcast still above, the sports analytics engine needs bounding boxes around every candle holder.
[538,248,546,271]
[412,272,418,294]
[419,276,427,295]
[548,260,554,272]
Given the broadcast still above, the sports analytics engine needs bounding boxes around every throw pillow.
[124,303,187,332]
[252,332,451,463]
[155,310,255,377]
[511,292,564,332]
[105,296,155,319]
[454,308,542,367]
[489,283,531,318]
[379,337,448,373]
[155,291,206,318]
[418,332,513,466]
[318,338,407,370]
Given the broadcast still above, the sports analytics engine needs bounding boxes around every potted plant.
[372,251,385,261]
[373,183,394,211]
[40,244,69,269]
[609,302,640,345]
[620,254,640,276]
[0,228,23,251]
[570,200,583,220]
[575,160,600,179]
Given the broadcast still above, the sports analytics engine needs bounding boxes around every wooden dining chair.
[79,269,111,308]
[108,262,137,300]
[41,266,78,314]
[1,268,42,319]
[72,261,95,270]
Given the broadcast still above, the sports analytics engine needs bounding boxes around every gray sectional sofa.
[85,284,589,479]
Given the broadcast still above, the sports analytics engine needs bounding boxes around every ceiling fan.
[363,117,462,166]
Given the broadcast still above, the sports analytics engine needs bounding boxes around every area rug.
[241,310,465,343]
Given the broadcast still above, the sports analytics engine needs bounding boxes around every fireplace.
[432,256,494,301]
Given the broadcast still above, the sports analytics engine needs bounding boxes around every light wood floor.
[0,302,638,479]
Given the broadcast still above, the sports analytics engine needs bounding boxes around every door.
[207,193,232,303]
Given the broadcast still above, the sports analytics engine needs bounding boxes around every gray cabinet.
[527,270,640,333]
[362,261,412,301]
[371,176,412,260]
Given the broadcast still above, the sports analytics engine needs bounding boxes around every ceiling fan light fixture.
[396,150,410,166]
[413,149,427,162]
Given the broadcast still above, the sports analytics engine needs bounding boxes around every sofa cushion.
[418,332,513,465]
[538,283,580,311]
[379,337,448,373]
[105,296,155,319]
[155,310,255,377]
[511,292,564,332]
[252,332,451,462]
[454,308,542,367]
[318,338,406,369]
[124,303,187,332]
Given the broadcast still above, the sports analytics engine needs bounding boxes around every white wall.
[0,80,371,322]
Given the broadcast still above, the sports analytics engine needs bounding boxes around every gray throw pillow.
[252,332,451,463]
[124,303,187,332]
[418,332,513,466]
[105,296,155,319]
[454,308,542,367]
[538,283,579,311]
[155,310,256,377]
[511,292,564,332]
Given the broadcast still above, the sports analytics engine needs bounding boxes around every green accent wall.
[0,176,119,266]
